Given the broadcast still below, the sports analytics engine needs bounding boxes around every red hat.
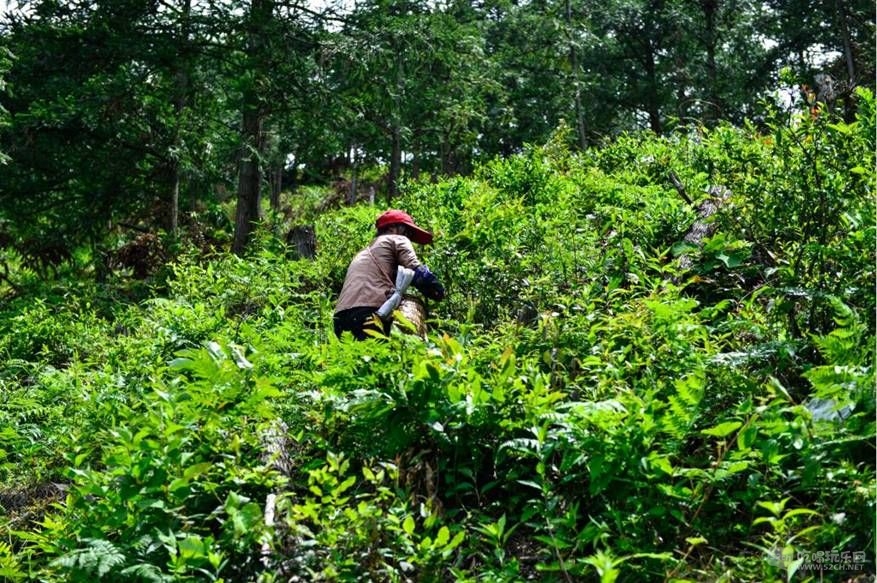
[375,209,433,244]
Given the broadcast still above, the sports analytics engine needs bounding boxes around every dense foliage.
[0,90,873,581]
[0,0,873,257]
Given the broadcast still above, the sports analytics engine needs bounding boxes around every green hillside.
[0,96,874,582]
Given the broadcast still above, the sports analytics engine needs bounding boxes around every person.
[333,209,445,340]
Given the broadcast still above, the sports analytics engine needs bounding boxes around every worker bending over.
[334,209,445,340]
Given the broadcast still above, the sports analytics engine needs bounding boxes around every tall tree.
[232,0,274,256]
[664,0,773,127]
[1,0,166,251]
[763,0,874,115]
[333,0,497,199]
[0,45,9,167]
[167,0,193,236]
[0,0,235,259]
[482,0,569,149]
[228,0,328,252]
[334,0,429,201]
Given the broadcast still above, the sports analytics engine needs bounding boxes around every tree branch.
[669,171,693,206]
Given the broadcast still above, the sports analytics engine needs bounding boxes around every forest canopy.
[0,0,873,255]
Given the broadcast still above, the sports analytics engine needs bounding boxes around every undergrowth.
[0,92,874,582]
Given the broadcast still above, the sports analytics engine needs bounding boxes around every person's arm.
[412,265,445,301]
[393,235,445,301]
[393,235,421,270]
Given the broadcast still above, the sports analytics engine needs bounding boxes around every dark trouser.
[333,307,391,341]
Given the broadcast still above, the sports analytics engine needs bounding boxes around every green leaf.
[435,526,450,546]
[447,531,465,552]
[700,421,742,438]
[756,498,790,517]
[334,476,356,496]
[783,508,818,519]
[827,122,853,135]
[178,536,206,559]
[183,462,212,480]
[737,424,758,450]
[786,557,805,582]
[719,460,750,477]
[672,241,699,257]
[403,515,415,535]
[646,454,674,476]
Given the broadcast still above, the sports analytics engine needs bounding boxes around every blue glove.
[412,265,445,301]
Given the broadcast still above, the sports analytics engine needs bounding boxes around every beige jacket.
[334,234,422,313]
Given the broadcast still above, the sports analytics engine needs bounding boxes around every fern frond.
[0,540,26,583]
[498,437,543,458]
[661,373,705,439]
[120,562,171,583]
[50,538,127,578]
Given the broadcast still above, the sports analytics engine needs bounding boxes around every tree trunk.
[285,224,317,260]
[566,0,587,149]
[677,185,730,270]
[231,0,273,256]
[643,41,663,134]
[170,172,180,235]
[269,165,282,212]
[167,0,191,237]
[674,53,688,121]
[398,295,427,337]
[288,160,298,193]
[387,33,403,204]
[835,0,858,120]
[440,137,457,175]
[410,130,422,180]
[348,146,359,205]
[232,107,264,255]
[835,0,856,84]
[387,127,401,203]
[700,0,720,125]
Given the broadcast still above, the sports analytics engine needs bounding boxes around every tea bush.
[0,91,873,582]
